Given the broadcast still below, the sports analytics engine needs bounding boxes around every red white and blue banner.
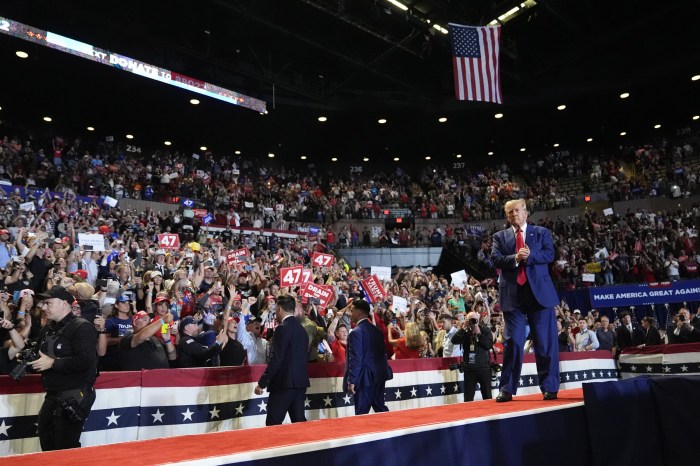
[589,279,700,307]
[618,342,700,379]
[0,353,616,455]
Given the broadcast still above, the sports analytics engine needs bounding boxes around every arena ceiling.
[0,0,698,170]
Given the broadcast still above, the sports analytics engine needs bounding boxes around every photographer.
[31,285,98,451]
[451,311,493,402]
[667,308,700,344]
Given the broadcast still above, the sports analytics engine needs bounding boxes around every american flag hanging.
[449,24,502,104]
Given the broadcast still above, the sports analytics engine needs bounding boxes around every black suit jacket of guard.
[258,315,310,391]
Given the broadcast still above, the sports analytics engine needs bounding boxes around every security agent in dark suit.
[615,311,639,353]
[32,286,98,451]
[254,295,310,425]
[451,311,494,402]
[491,199,560,402]
[635,316,662,348]
[344,300,393,415]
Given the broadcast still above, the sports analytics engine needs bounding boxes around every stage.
[0,389,589,466]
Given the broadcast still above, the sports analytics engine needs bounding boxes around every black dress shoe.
[496,392,513,402]
[543,392,558,400]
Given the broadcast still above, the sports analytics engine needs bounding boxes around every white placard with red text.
[311,252,334,267]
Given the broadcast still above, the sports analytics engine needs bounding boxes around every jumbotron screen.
[0,16,267,113]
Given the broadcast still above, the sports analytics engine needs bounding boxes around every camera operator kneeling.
[31,286,99,451]
[451,311,494,402]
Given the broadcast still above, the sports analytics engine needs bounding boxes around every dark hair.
[439,313,454,321]
[276,295,296,314]
[352,299,371,314]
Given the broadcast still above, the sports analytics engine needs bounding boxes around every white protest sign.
[582,273,596,283]
[19,201,35,212]
[78,233,106,251]
[371,266,392,282]
[603,208,614,216]
[451,270,469,290]
[103,196,118,207]
[392,296,408,314]
[244,201,254,208]
[192,153,200,160]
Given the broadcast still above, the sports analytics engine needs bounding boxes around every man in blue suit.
[491,199,560,402]
[344,300,393,415]
[254,295,310,425]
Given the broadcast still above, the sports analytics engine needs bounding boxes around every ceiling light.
[164,141,172,146]
[553,143,559,147]
[692,75,700,81]
[393,157,400,161]
[520,148,526,152]
[438,117,447,123]
[43,116,52,122]
[16,51,28,59]
[619,92,630,99]
[654,124,661,129]
[318,116,327,122]
[331,157,338,162]
[694,115,699,121]
[87,126,95,131]
[190,99,200,105]
[126,134,134,139]
[200,146,207,151]
[487,0,537,26]
[620,131,627,136]
[234,150,241,155]
[268,153,275,158]
[300,156,307,160]
[385,0,408,11]
[488,151,494,155]
[378,118,387,124]
[363,157,369,162]
[456,154,462,158]
[494,113,504,119]
[586,138,593,142]
[557,105,566,111]
[425,156,431,160]
[433,24,449,34]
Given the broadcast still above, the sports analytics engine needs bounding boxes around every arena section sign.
[589,280,700,308]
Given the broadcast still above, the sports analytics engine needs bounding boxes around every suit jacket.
[491,224,559,311]
[258,315,310,392]
[616,324,639,350]
[344,319,393,390]
[637,326,662,346]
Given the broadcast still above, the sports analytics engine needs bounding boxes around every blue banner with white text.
[589,280,700,308]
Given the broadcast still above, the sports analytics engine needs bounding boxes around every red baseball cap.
[98,225,110,234]
[132,311,149,325]
[72,270,88,280]
[153,296,170,305]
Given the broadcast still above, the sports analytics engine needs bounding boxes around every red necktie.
[516,228,527,285]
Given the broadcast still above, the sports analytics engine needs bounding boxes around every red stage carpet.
[2,389,584,466]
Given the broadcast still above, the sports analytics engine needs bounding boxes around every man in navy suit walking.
[344,300,393,415]
[491,199,560,402]
[254,295,310,425]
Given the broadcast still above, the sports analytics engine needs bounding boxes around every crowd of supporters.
[1,121,699,375]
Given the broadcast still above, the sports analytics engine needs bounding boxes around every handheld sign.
[280,265,303,287]
[361,275,387,303]
[311,252,334,267]
[157,234,180,250]
[226,248,249,267]
[299,282,334,308]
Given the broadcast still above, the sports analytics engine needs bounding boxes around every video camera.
[9,341,40,381]
[449,362,464,373]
